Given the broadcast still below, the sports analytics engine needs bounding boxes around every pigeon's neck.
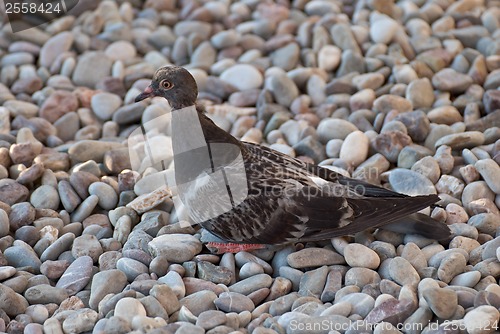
[170,105,242,148]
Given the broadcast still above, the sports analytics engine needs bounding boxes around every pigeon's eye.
[160,80,173,90]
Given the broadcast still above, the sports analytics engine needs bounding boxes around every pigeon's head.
[135,66,198,110]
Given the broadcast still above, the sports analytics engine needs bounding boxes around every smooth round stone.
[463,305,500,334]
[116,257,149,282]
[114,297,147,318]
[56,255,93,295]
[411,156,441,184]
[70,195,99,223]
[340,293,375,318]
[72,52,113,88]
[271,43,300,71]
[39,32,73,68]
[25,284,68,304]
[227,273,272,296]
[462,182,495,213]
[317,118,358,143]
[1,52,34,66]
[150,284,181,315]
[149,234,202,263]
[325,139,343,158]
[30,185,60,211]
[88,182,118,210]
[345,267,381,288]
[91,92,122,121]
[406,78,434,109]
[450,271,481,287]
[40,233,75,262]
[58,180,81,213]
[105,41,137,61]
[220,64,263,91]
[437,252,467,283]
[215,291,255,313]
[25,304,49,324]
[475,159,500,194]
[437,174,465,200]
[211,29,239,49]
[0,284,29,317]
[372,130,413,163]
[89,269,128,310]
[197,261,233,285]
[297,266,329,299]
[4,240,42,271]
[0,266,16,281]
[196,310,227,330]
[432,68,473,94]
[318,45,341,71]
[445,203,468,224]
[0,179,30,206]
[389,168,436,196]
[269,73,299,107]
[71,234,103,262]
[344,243,380,269]
[373,95,412,113]
[68,140,123,163]
[287,248,345,268]
[158,270,185,299]
[339,131,369,167]
[370,17,399,44]
[62,309,99,334]
[239,262,265,280]
[352,73,385,91]
[389,257,420,287]
[422,287,458,319]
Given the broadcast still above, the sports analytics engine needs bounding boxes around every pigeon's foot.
[206,242,266,254]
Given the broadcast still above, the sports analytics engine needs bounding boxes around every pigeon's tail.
[382,212,451,240]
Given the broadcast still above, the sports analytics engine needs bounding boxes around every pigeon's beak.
[135,85,154,102]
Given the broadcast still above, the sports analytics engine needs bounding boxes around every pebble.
[88,182,118,210]
[269,73,299,107]
[72,52,113,88]
[287,248,345,268]
[215,292,255,313]
[475,159,500,194]
[463,306,500,334]
[422,287,458,319]
[91,92,122,121]
[317,118,359,143]
[435,131,485,149]
[149,234,202,262]
[55,255,93,295]
[220,65,263,91]
[340,131,369,167]
[389,168,436,196]
[344,243,380,269]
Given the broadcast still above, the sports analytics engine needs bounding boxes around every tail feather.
[382,212,451,240]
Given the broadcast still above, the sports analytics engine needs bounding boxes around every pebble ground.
[0,0,499,333]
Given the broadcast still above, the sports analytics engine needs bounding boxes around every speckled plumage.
[136,66,451,246]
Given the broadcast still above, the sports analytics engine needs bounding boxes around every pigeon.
[135,66,450,253]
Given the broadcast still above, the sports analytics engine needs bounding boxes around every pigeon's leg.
[206,242,266,254]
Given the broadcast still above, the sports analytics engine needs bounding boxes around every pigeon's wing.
[243,142,408,198]
[307,164,408,198]
[289,188,443,241]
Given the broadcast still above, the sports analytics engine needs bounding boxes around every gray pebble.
[287,247,345,268]
[389,169,436,196]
